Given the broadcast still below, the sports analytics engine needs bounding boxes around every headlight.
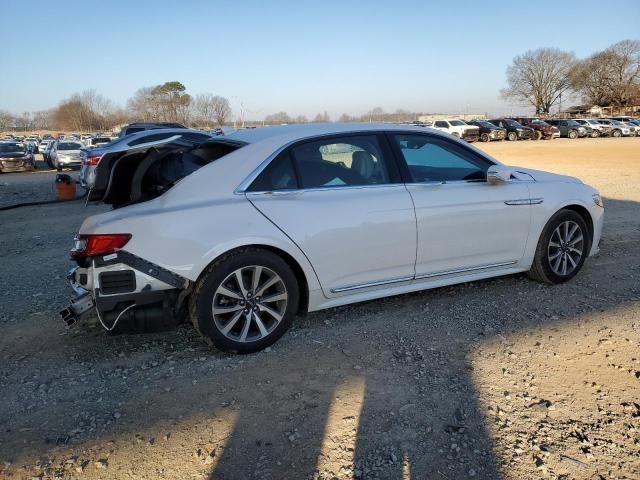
[592,193,603,207]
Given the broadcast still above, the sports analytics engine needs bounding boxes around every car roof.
[222,122,454,145]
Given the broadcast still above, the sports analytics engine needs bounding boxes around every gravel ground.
[0,139,639,480]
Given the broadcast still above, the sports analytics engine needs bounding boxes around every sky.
[1,0,639,120]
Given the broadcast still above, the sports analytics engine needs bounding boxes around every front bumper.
[517,130,534,140]
[0,158,34,172]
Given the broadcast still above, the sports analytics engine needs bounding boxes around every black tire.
[189,248,300,353]
[480,133,490,142]
[527,209,590,285]
[568,129,578,139]
[507,131,517,141]
[533,131,543,141]
[612,129,621,138]
[590,130,599,138]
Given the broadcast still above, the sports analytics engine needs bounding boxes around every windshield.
[92,137,112,144]
[449,120,465,126]
[0,143,26,153]
[58,142,82,150]
[532,120,549,126]
[475,121,495,128]
[566,121,581,126]
[504,119,523,127]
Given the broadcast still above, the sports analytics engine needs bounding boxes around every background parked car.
[0,141,35,173]
[50,140,83,170]
[79,128,214,189]
[429,119,480,142]
[596,119,631,137]
[574,119,610,137]
[511,117,559,140]
[545,119,586,139]
[466,120,506,142]
[117,122,187,138]
[487,119,535,141]
[83,136,113,149]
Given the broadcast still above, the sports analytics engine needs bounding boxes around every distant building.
[417,113,487,122]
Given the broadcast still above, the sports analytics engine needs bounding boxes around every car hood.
[512,166,582,184]
[0,152,28,159]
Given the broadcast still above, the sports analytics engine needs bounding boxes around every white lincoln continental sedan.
[61,123,603,353]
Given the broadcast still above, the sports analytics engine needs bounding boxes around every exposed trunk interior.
[89,139,244,208]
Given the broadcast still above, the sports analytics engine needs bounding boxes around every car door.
[388,133,531,279]
[246,133,417,297]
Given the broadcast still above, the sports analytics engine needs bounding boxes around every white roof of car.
[224,122,447,145]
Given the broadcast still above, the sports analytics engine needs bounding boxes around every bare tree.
[0,110,13,131]
[192,93,216,128]
[293,115,308,123]
[571,40,640,107]
[211,96,232,126]
[127,82,192,123]
[264,112,292,125]
[366,107,385,122]
[312,111,330,123]
[501,48,576,114]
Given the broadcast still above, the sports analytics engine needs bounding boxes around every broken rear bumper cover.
[60,251,190,331]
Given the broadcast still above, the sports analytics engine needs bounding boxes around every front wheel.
[534,131,543,141]
[507,131,517,141]
[528,210,590,284]
[189,248,300,353]
[480,133,490,142]
[568,130,578,139]
[612,129,621,138]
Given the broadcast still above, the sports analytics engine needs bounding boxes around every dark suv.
[118,122,187,138]
[545,119,587,139]
[466,120,506,142]
[487,119,534,141]
[511,117,559,140]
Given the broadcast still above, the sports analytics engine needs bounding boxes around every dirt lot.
[1,138,639,480]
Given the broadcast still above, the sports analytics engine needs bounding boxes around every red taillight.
[71,234,132,258]
[82,153,103,166]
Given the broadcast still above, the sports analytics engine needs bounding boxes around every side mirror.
[487,165,512,184]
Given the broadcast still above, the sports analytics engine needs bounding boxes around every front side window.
[434,121,448,128]
[392,135,492,183]
[291,135,391,189]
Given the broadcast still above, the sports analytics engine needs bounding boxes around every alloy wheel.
[547,221,584,276]
[212,266,288,343]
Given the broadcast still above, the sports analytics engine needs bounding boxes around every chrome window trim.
[234,129,452,195]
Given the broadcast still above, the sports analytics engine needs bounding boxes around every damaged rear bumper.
[60,251,190,331]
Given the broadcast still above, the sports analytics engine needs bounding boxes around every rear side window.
[126,127,145,135]
[248,152,298,191]
[292,135,391,189]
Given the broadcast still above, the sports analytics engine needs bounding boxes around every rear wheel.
[528,210,590,284]
[612,129,621,138]
[189,248,299,353]
[591,130,599,138]
[533,131,543,141]
[568,129,578,139]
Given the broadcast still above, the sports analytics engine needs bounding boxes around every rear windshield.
[92,137,111,144]
[0,143,26,153]
[58,142,82,150]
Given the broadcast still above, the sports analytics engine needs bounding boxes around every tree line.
[0,82,234,133]
[501,39,640,114]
